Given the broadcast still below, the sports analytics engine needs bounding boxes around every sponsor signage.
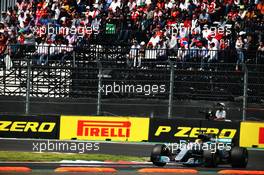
[77,120,131,137]
[149,118,239,142]
[240,122,264,148]
[0,115,60,139]
[259,128,264,144]
[60,116,149,142]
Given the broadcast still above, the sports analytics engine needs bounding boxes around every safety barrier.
[148,118,240,143]
[240,121,264,148]
[0,115,60,139]
[0,114,263,148]
[59,116,149,142]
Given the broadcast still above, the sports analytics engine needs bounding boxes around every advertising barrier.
[60,116,149,142]
[2,114,257,147]
[240,121,264,148]
[148,118,240,143]
[0,115,60,139]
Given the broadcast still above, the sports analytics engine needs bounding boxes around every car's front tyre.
[150,144,170,167]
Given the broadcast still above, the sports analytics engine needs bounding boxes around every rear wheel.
[203,150,219,167]
[151,144,170,167]
[231,147,248,168]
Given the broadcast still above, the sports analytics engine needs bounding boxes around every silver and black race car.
[150,134,248,168]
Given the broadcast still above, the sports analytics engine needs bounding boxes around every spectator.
[24,30,35,45]
[168,34,178,55]
[137,41,146,67]
[128,39,140,67]
[207,42,218,62]
[202,42,218,70]
[258,41,264,51]
[215,102,227,121]
[109,0,121,13]
[0,24,8,65]
[198,42,208,70]
[235,35,245,71]
[0,23,8,53]
[257,0,264,15]
[199,10,211,26]
[157,39,167,61]
[127,0,136,11]
[36,39,49,65]
[257,41,264,64]
[177,43,188,62]
[207,35,220,49]
[148,32,160,47]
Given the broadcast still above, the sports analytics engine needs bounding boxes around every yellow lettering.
[0,121,12,131]
[189,128,206,138]
[155,126,171,136]
[24,122,39,132]
[219,129,236,139]
[174,127,191,137]
[205,128,219,135]
[10,122,26,132]
[38,123,55,132]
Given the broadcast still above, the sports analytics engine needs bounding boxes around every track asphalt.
[0,138,263,174]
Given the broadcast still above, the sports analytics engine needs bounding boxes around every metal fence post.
[97,60,102,116]
[25,58,31,115]
[242,63,248,121]
[72,50,76,68]
[168,60,174,119]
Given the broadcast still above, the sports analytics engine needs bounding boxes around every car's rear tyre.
[151,144,170,167]
[203,150,219,167]
[231,147,248,168]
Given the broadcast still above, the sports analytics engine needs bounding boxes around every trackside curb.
[54,167,117,172]
[138,168,198,173]
[218,170,264,174]
[0,167,32,172]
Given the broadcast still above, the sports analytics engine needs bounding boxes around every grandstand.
[0,0,263,120]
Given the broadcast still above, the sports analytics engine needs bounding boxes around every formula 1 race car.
[150,134,248,168]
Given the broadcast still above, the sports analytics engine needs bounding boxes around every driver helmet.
[195,139,203,144]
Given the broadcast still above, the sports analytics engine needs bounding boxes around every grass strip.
[0,151,148,162]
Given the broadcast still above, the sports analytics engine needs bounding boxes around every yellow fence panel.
[240,121,264,148]
[60,116,149,142]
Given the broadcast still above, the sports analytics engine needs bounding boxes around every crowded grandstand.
[0,0,263,69]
